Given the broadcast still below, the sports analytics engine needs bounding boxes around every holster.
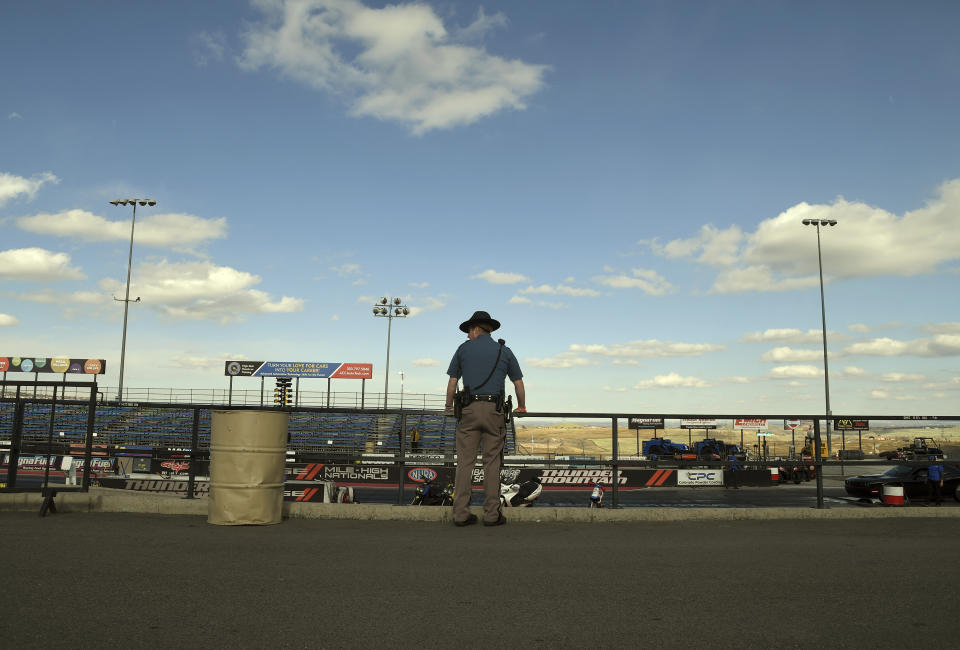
[453,384,473,420]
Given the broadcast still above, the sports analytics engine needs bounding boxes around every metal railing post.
[814,418,825,509]
[6,386,24,488]
[185,407,200,499]
[81,385,96,491]
[43,386,58,495]
[396,413,407,505]
[611,417,620,508]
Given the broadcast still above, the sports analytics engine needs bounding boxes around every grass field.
[513,422,960,458]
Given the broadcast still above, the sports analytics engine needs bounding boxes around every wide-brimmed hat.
[459,310,501,333]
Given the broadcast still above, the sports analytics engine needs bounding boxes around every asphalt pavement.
[2,511,958,649]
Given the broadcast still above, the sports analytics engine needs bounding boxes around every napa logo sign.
[677,469,724,486]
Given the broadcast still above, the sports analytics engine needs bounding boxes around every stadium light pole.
[372,296,410,408]
[110,198,156,402]
[802,217,837,454]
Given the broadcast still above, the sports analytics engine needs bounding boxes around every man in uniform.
[445,311,525,527]
[927,455,944,506]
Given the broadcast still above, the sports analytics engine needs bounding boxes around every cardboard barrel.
[881,484,905,506]
[209,410,288,525]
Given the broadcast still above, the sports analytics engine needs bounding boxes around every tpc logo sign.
[677,470,724,486]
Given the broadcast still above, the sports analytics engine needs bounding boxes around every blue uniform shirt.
[447,335,522,396]
[928,463,943,481]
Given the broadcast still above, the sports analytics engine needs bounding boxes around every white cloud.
[330,263,361,276]
[769,365,823,379]
[98,260,303,323]
[412,358,440,367]
[192,30,226,66]
[726,376,752,384]
[7,112,21,120]
[760,346,827,363]
[848,321,901,334]
[6,289,107,305]
[17,210,227,248]
[168,352,245,371]
[472,269,530,284]
[239,0,548,134]
[569,339,725,358]
[0,248,85,281]
[844,336,960,358]
[870,390,919,401]
[878,372,925,382]
[409,281,429,288]
[0,313,19,326]
[511,298,565,309]
[525,355,598,369]
[842,366,868,376]
[741,328,827,344]
[922,377,960,390]
[406,295,446,317]
[330,314,340,321]
[453,7,507,42]
[0,171,58,207]
[519,284,600,297]
[653,223,744,266]
[591,268,672,295]
[633,373,709,389]
[711,266,818,293]
[923,322,960,335]
[652,178,960,292]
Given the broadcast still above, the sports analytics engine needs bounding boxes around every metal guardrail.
[0,383,446,410]
[3,381,957,511]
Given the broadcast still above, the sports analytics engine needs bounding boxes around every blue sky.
[2,0,959,415]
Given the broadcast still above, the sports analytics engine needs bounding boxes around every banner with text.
[628,417,665,430]
[677,469,724,486]
[734,418,768,429]
[834,419,869,431]
[680,419,717,429]
[224,361,372,379]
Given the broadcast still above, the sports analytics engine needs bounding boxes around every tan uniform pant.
[453,400,505,523]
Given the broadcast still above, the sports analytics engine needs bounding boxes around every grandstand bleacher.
[2,398,516,455]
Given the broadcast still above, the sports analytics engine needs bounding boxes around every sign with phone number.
[224,361,372,379]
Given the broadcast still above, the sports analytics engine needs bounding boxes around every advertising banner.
[98,477,210,496]
[628,417,665,430]
[1,454,115,472]
[677,469,724,486]
[224,361,373,379]
[0,356,106,374]
[680,418,717,429]
[834,419,869,431]
[152,458,209,476]
[97,466,776,495]
[734,418,767,429]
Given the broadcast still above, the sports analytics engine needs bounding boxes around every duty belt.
[470,395,499,402]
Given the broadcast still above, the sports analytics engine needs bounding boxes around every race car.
[844,463,960,502]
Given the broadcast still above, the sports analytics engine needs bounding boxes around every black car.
[844,463,960,502]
